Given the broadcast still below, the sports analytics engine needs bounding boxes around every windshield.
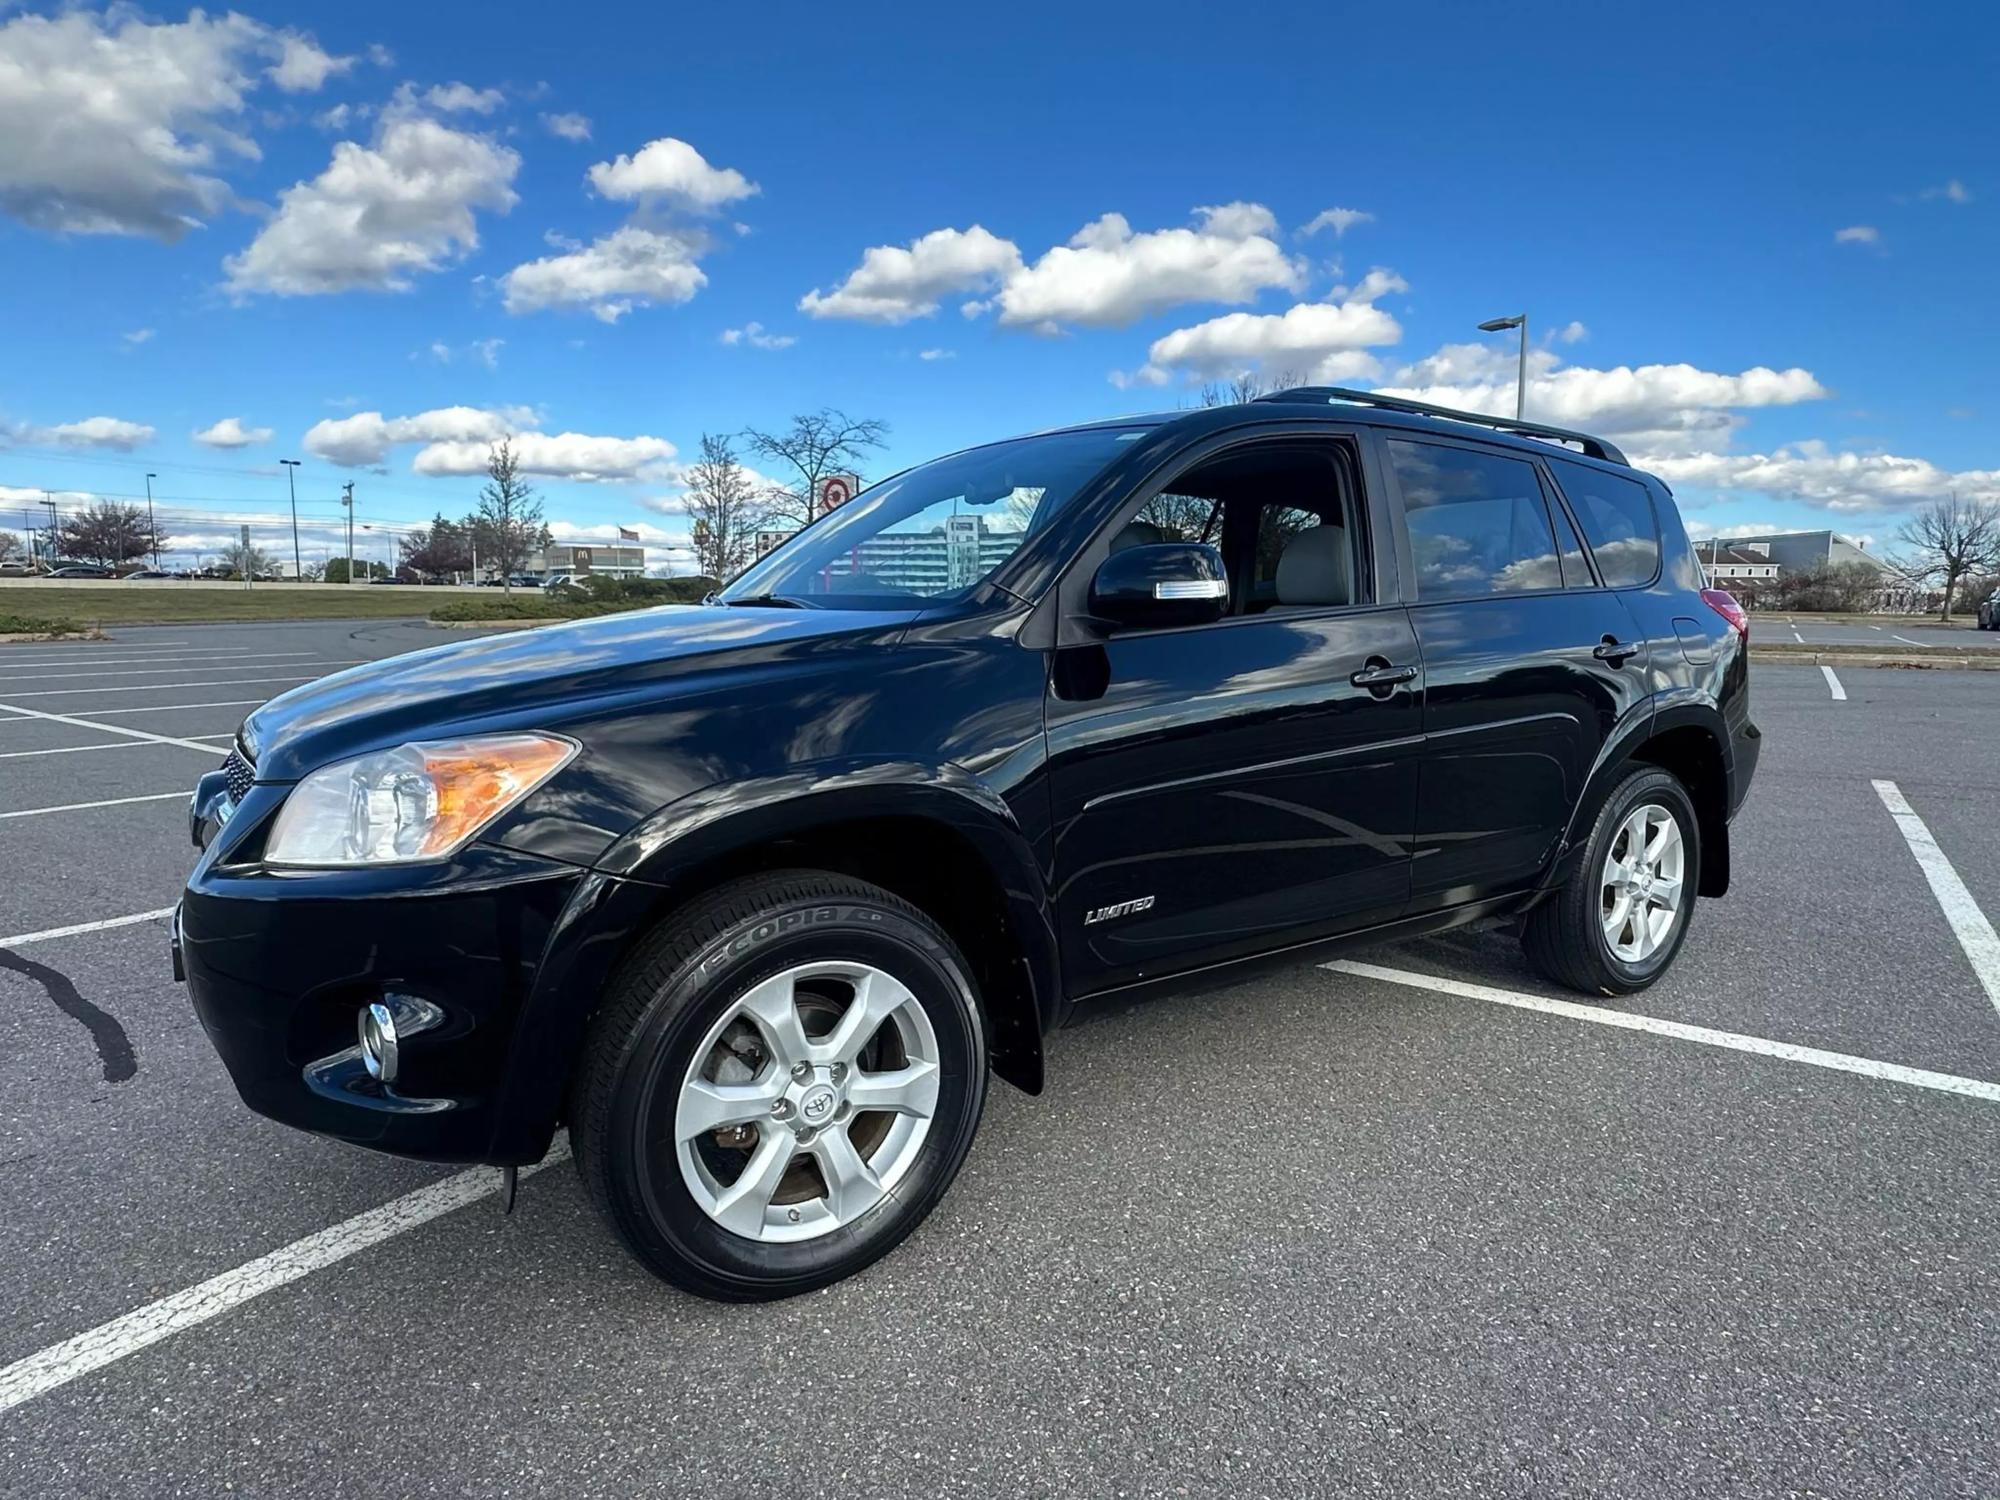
[718,427,1147,609]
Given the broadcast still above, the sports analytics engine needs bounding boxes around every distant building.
[1698,530,1886,576]
[523,543,647,579]
[1693,540,1782,584]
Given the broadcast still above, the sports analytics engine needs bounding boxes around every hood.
[242,604,917,781]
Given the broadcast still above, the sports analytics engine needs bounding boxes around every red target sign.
[818,473,858,511]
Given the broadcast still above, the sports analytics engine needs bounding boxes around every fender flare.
[483,762,1057,1163]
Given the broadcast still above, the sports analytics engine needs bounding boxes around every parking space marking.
[0,674,317,699]
[0,734,228,759]
[1873,779,2000,1019]
[0,791,188,821]
[1892,635,1927,648]
[0,701,226,753]
[1820,665,1847,700]
[41,699,266,720]
[0,650,324,671]
[1791,626,1805,643]
[0,908,176,947]
[0,1135,570,1416]
[1323,960,2000,1104]
[0,658,362,684]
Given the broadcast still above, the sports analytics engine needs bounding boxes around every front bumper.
[179,781,587,1163]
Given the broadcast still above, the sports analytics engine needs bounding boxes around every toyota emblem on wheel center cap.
[799,1084,837,1125]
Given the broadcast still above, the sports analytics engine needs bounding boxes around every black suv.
[179,388,1758,1299]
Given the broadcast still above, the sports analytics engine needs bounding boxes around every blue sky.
[0,0,1992,570]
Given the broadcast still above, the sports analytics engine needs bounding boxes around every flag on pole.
[618,526,639,542]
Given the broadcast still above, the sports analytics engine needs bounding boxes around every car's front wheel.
[1521,766,1700,996]
[573,871,987,1300]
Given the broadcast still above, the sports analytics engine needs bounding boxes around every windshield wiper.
[724,593,811,608]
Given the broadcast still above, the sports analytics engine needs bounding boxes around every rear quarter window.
[1549,458,1660,587]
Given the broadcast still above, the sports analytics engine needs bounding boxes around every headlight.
[265,733,577,867]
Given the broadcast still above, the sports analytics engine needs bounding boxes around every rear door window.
[1386,439,1564,599]
[1548,458,1660,587]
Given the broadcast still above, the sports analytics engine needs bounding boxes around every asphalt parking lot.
[1775,614,1998,650]
[1,622,1996,1499]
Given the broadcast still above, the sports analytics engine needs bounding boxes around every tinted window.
[1387,440,1563,599]
[1550,458,1659,587]
[1548,495,1594,587]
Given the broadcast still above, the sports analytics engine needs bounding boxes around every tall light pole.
[279,459,302,582]
[41,494,57,566]
[1477,314,1529,420]
[341,482,356,584]
[144,472,160,568]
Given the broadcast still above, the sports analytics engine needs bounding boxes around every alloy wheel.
[672,961,941,1243]
[1599,802,1686,964]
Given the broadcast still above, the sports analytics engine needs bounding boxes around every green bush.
[556,574,717,606]
[0,614,84,636]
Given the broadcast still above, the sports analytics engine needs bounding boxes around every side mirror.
[1090,542,1229,627]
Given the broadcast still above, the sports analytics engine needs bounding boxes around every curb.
[1752,649,2000,671]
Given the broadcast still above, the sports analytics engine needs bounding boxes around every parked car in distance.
[1977,596,1998,630]
[123,569,178,580]
[0,561,33,576]
[43,564,114,578]
[179,386,1759,1302]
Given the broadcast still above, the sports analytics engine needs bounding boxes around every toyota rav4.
[178,387,1758,1300]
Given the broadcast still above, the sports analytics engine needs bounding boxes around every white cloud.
[1381,345,1829,455]
[918,348,955,361]
[1920,179,1972,204]
[1131,296,1403,385]
[471,337,504,369]
[303,405,537,467]
[223,116,519,295]
[122,328,155,347]
[501,225,708,321]
[39,416,156,451]
[586,137,757,211]
[1555,320,1589,344]
[541,112,592,142]
[193,417,273,448]
[412,431,676,482]
[1644,443,2000,515]
[422,82,505,115]
[995,203,1304,329]
[1834,224,1881,246]
[800,226,1022,324]
[720,322,795,349]
[1300,207,1373,239]
[315,102,359,131]
[269,33,355,92]
[0,8,264,238]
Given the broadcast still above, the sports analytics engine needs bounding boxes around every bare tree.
[0,531,22,566]
[743,408,888,529]
[683,433,765,582]
[55,500,164,568]
[218,538,276,578]
[1195,369,1309,407]
[475,439,552,595]
[1894,492,2000,621]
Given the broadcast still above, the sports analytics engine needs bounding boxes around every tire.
[1521,766,1700,996]
[572,870,988,1300]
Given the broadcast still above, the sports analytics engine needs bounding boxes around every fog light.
[359,1002,399,1084]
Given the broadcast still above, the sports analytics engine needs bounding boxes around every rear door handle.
[1350,662,1418,689]
[1592,637,1641,665]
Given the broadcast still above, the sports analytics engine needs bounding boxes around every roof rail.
[1252,385,1629,465]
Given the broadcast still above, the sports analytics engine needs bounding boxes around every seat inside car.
[1272,523,1351,608]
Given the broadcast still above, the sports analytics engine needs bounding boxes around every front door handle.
[1350,661,1418,691]
[1593,636,1641,665]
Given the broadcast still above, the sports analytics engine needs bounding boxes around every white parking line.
[0,650,323,671]
[1892,635,1927,648]
[0,658,361,684]
[1791,627,1805,643]
[71,699,264,719]
[1870,624,1885,631]
[1322,960,2000,1104]
[1821,665,1847,700]
[0,734,236,759]
[0,791,188,820]
[0,1136,570,1416]
[1873,779,2000,1020]
[0,674,317,699]
[0,907,176,947]
[0,701,226,753]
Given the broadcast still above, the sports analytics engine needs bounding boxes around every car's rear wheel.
[572,871,987,1300]
[1521,766,1699,996]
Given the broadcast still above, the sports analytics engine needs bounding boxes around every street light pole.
[144,472,160,568]
[280,460,302,581]
[1476,313,1529,420]
[341,482,355,584]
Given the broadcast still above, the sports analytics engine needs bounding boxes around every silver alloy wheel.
[1600,802,1686,964]
[674,960,941,1244]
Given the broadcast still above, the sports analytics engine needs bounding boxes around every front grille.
[221,747,255,803]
